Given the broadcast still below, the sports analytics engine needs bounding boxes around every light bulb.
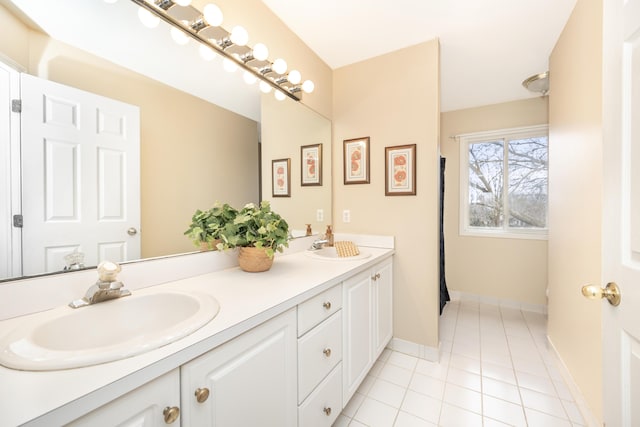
[223,57,238,72]
[170,25,190,45]
[203,3,223,27]
[137,7,160,28]
[174,0,192,5]
[272,58,287,75]
[199,45,216,61]
[274,90,286,101]
[259,81,272,93]
[302,80,315,93]
[287,70,301,84]
[243,71,257,85]
[230,26,249,46]
[252,43,269,61]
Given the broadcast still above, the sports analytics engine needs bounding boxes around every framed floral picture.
[343,137,370,184]
[272,158,291,197]
[385,144,416,196]
[301,143,322,186]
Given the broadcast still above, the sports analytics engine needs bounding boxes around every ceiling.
[260,0,577,112]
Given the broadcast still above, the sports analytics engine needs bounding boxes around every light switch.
[316,209,324,222]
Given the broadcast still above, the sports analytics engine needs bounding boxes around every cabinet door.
[181,309,297,427]
[373,259,393,358]
[67,369,180,427]
[342,270,373,406]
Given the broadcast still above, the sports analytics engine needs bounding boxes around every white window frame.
[459,124,549,240]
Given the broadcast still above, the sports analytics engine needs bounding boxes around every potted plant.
[219,201,289,272]
[184,202,238,251]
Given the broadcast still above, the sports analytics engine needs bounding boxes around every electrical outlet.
[342,209,351,223]
[316,209,324,222]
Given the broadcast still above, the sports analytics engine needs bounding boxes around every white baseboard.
[448,290,548,314]
[546,336,601,427]
[388,338,440,362]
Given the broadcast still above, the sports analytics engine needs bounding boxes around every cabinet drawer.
[298,310,342,403]
[298,284,342,336]
[298,363,342,427]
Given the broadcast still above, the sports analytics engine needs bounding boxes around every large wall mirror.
[0,0,331,282]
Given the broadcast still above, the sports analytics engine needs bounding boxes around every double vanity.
[0,235,394,426]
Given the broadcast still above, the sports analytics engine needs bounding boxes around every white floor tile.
[378,363,413,388]
[483,417,515,426]
[408,372,445,400]
[446,366,482,392]
[342,392,365,417]
[438,402,483,426]
[414,358,448,381]
[353,397,399,427]
[483,395,528,426]
[387,351,419,371]
[449,353,481,375]
[348,420,368,427]
[443,383,482,414]
[367,378,407,409]
[553,379,574,401]
[524,407,572,427]
[561,399,586,425]
[393,411,437,427]
[482,376,522,405]
[399,390,441,424]
[357,374,376,395]
[516,371,557,396]
[520,387,568,419]
[482,361,518,384]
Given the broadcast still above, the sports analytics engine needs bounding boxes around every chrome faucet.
[69,261,131,309]
[309,239,329,251]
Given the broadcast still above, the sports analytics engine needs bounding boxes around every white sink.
[0,290,219,371]
[305,247,372,261]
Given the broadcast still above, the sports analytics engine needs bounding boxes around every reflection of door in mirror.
[19,73,140,276]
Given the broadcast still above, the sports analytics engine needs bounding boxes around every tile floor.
[334,300,585,427]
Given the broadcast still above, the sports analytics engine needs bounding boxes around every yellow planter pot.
[237,247,274,272]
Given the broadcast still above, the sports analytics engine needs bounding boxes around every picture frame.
[300,143,322,186]
[272,158,291,197]
[385,144,416,196]
[343,137,370,184]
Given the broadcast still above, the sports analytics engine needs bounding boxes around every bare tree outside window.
[466,134,548,232]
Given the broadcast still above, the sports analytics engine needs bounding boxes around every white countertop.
[0,245,393,426]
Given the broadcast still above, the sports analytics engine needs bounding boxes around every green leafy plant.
[218,201,289,258]
[184,202,238,250]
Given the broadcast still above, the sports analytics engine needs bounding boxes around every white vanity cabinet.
[342,257,393,405]
[296,284,343,426]
[180,308,298,427]
[67,369,181,427]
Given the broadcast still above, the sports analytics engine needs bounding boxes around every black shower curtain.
[439,157,450,314]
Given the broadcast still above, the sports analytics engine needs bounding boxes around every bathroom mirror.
[0,0,331,281]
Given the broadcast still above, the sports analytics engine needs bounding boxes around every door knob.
[163,406,180,424]
[127,227,138,236]
[581,282,621,306]
[195,387,210,403]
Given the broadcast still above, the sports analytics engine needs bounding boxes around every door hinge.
[11,99,21,113]
[13,214,23,228]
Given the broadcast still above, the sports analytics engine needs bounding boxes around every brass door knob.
[581,282,621,306]
[323,407,332,416]
[323,301,332,310]
[323,348,332,357]
[195,387,210,403]
[163,406,180,424]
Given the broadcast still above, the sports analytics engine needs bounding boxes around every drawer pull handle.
[163,406,180,424]
[323,407,332,416]
[323,348,332,357]
[195,387,210,403]
[322,301,332,310]
[371,273,381,281]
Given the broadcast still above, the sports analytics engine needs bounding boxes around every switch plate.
[342,209,351,223]
[316,209,323,222]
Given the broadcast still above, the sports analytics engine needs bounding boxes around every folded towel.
[334,241,360,257]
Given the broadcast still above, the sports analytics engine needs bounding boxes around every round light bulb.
[199,45,216,61]
[174,0,192,5]
[223,57,238,73]
[243,71,257,85]
[259,81,272,93]
[272,58,287,75]
[137,7,160,28]
[203,3,223,27]
[252,43,269,61]
[302,80,315,93]
[170,25,190,45]
[274,90,286,101]
[230,26,249,46]
[287,70,301,85]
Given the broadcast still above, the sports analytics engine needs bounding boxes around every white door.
[601,0,640,425]
[20,74,140,275]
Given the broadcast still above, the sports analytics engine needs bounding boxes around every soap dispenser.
[306,224,312,236]
[325,225,334,247]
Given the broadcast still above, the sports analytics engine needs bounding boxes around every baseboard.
[546,336,601,427]
[448,290,548,314]
[387,337,440,362]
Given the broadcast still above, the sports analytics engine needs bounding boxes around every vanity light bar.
[128,0,307,101]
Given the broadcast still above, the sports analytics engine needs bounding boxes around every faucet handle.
[97,261,121,282]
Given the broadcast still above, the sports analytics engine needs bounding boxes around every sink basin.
[0,290,219,371]
[305,247,372,261]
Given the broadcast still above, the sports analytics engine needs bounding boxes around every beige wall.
[548,0,603,422]
[333,41,441,348]
[440,99,549,305]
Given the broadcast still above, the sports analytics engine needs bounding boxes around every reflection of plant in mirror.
[219,201,289,258]
[184,202,239,250]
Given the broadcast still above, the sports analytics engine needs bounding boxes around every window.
[459,125,548,239]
